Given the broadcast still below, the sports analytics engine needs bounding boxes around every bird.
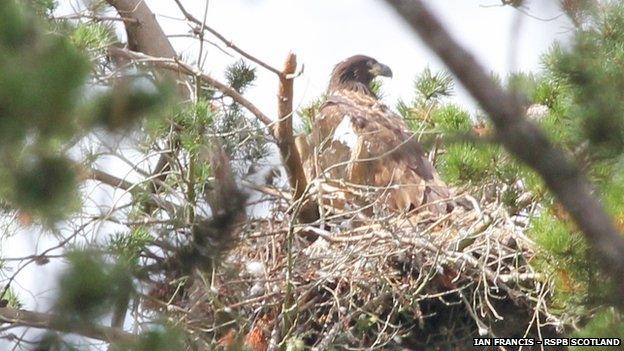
[298,55,452,216]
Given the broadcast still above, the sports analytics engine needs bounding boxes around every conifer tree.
[1,0,623,350]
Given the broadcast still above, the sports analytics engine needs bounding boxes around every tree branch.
[83,166,178,214]
[276,54,319,223]
[104,0,190,198]
[384,0,624,299]
[172,0,283,77]
[108,47,273,127]
[104,0,178,61]
[0,307,136,344]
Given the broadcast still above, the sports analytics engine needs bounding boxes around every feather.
[309,55,453,215]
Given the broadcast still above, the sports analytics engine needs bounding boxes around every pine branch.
[85,167,179,214]
[104,0,190,201]
[384,0,624,302]
[108,47,274,128]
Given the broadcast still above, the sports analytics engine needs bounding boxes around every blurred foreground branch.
[0,307,135,344]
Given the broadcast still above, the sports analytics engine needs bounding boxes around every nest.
[155,183,565,351]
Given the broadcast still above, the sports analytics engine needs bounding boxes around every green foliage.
[572,308,624,343]
[124,328,184,351]
[2,288,23,309]
[28,0,57,15]
[530,214,585,257]
[172,98,215,155]
[414,66,453,102]
[519,4,624,327]
[35,333,80,351]
[56,251,133,321]
[431,104,472,134]
[0,1,89,222]
[0,1,171,223]
[91,80,173,131]
[297,94,325,134]
[225,59,256,93]
[216,106,268,164]
[369,78,384,98]
[440,144,496,184]
[11,155,80,220]
[548,2,624,157]
[71,22,115,51]
[108,227,152,262]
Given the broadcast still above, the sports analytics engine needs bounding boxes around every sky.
[2,0,573,348]
[143,0,573,114]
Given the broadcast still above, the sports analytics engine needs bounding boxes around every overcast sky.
[144,0,573,114]
[3,0,573,348]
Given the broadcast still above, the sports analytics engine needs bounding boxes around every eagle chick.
[306,55,452,216]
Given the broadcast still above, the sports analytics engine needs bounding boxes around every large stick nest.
[152,182,565,351]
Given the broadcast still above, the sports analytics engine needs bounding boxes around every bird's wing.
[313,90,451,214]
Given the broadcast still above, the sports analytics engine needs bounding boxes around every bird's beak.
[370,62,393,78]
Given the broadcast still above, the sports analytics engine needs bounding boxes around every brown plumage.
[305,55,452,215]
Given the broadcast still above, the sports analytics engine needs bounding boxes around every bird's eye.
[366,60,374,67]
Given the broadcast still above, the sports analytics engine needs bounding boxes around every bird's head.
[328,55,393,96]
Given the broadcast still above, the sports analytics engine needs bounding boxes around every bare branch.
[53,14,139,24]
[82,166,178,214]
[104,0,179,61]
[384,0,624,299]
[0,307,136,344]
[172,0,283,77]
[276,54,318,223]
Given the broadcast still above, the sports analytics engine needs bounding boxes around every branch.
[0,307,136,344]
[104,0,178,61]
[104,0,190,198]
[384,0,624,299]
[83,166,178,214]
[109,48,319,222]
[276,54,319,223]
[108,47,273,127]
[172,0,283,77]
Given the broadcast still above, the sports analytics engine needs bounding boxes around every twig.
[172,0,283,77]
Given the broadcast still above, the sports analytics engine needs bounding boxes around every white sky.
[146,0,572,114]
[2,0,573,348]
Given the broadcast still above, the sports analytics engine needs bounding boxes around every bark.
[384,0,624,301]
[105,0,176,59]
[276,54,319,223]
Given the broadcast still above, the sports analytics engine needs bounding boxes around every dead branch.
[276,54,319,223]
[172,0,283,77]
[0,307,135,344]
[103,2,312,224]
[383,0,624,299]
